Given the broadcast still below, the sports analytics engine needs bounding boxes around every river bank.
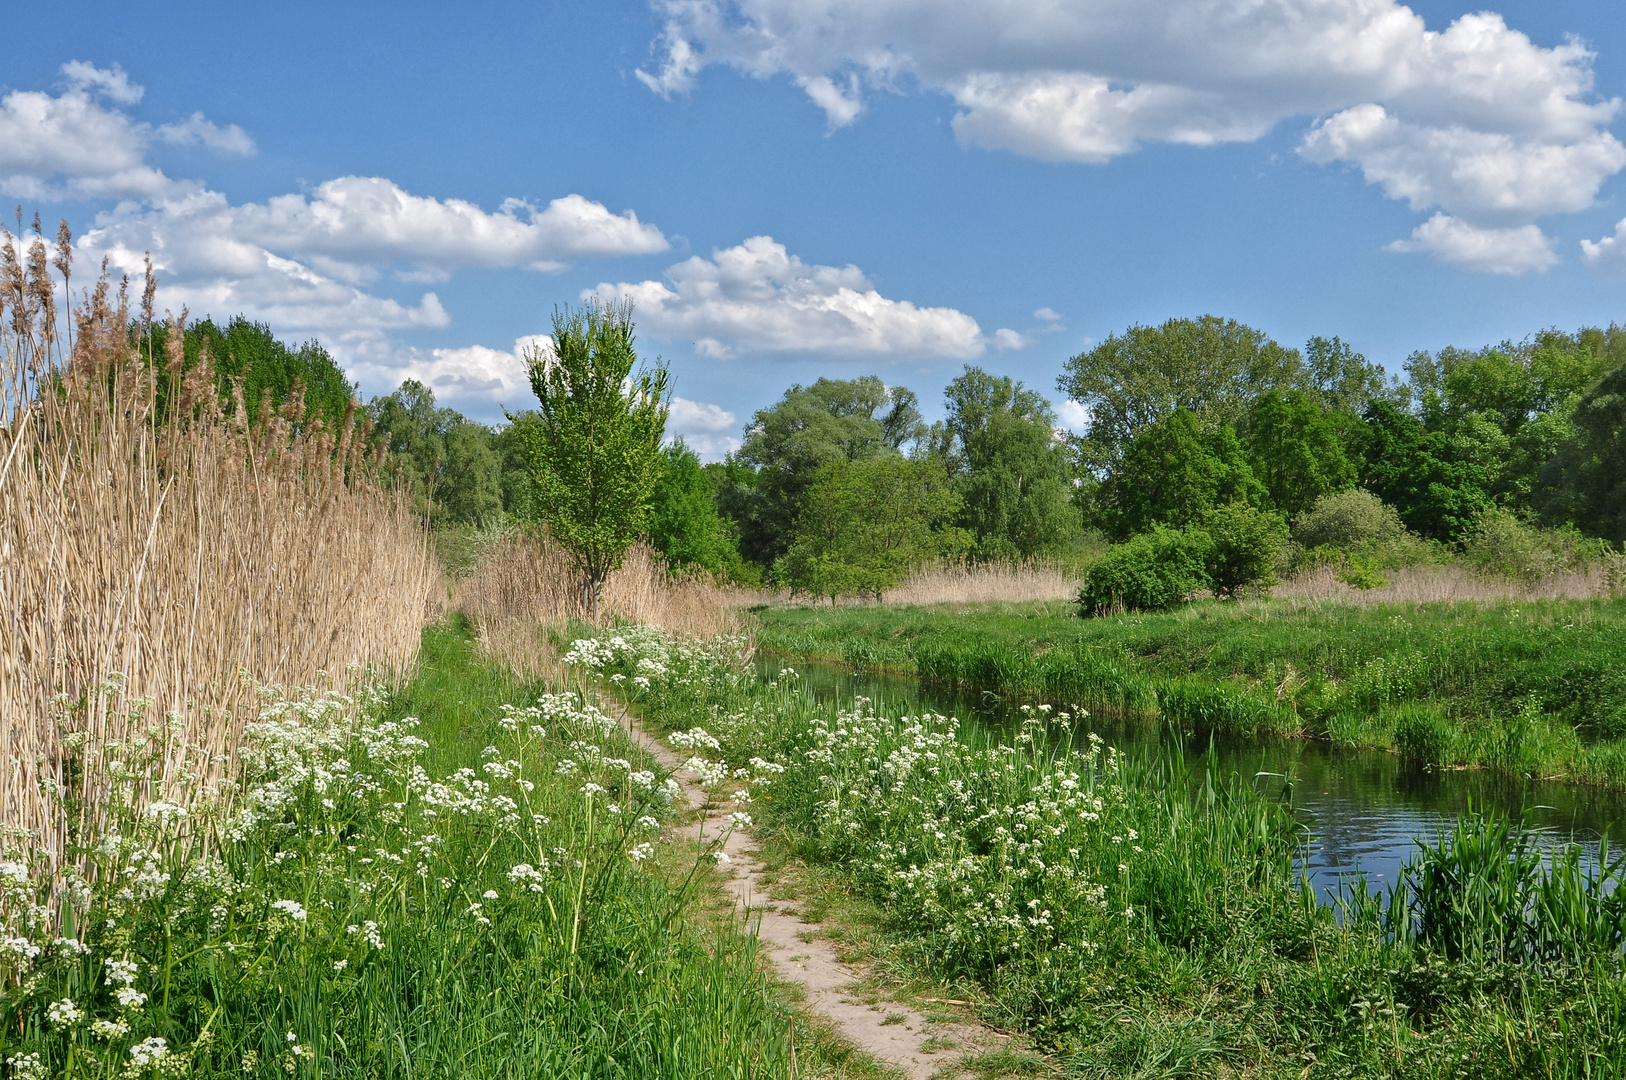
[754,595,1626,788]
[570,624,1626,1079]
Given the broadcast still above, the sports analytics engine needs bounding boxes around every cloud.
[670,395,737,431]
[640,2,1624,267]
[0,62,263,201]
[347,334,552,415]
[1056,399,1090,432]
[991,327,1031,350]
[1034,307,1063,322]
[1580,218,1626,272]
[61,60,143,105]
[589,235,988,360]
[225,180,666,280]
[1384,213,1557,275]
[154,113,257,156]
[669,396,741,460]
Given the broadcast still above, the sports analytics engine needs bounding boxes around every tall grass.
[0,231,437,866]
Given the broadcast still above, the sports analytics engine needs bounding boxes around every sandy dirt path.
[612,700,991,1080]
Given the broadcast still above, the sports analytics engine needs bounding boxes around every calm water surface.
[755,655,1626,901]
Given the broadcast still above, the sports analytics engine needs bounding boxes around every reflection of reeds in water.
[456,529,746,679]
[1272,562,1623,606]
[0,230,438,863]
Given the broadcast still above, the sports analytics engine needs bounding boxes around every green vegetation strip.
[756,597,1626,786]
[2,622,822,1079]
[575,626,1626,1079]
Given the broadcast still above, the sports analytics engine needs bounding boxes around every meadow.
[573,624,1626,1078]
[754,594,1626,786]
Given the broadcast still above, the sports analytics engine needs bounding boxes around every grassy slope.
[754,596,1626,785]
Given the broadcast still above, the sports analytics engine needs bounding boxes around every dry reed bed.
[1,232,438,866]
[456,530,745,678]
[1271,562,1623,607]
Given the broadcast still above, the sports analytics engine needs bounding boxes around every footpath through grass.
[1,619,811,1079]
[571,625,1626,1079]
[755,596,1626,786]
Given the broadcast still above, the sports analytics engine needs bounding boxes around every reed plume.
[0,223,439,867]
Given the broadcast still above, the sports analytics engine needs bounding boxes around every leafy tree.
[1358,401,1493,543]
[935,366,1079,559]
[1097,408,1265,539]
[1305,335,1398,416]
[647,441,743,575]
[440,421,503,524]
[1057,315,1304,471]
[149,316,357,433]
[727,376,924,567]
[517,301,670,610]
[1077,527,1212,616]
[1245,390,1355,518]
[369,379,495,522]
[492,413,540,519]
[775,457,965,601]
[1536,361,1626,542]
[1201,502,1287,598]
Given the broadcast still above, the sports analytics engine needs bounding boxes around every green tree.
[727,376,924,567]
[1098,408,1265,539]
[936,366,1079,559]
[1536,362,1626,542]
[647,441,743,575]
[1057,315,1304,471]
[1077,526,1212,616]
[1304,335,1398,416]
[517,301,670,610]
[439,421,503,524]
[1245,389,1356,518]
[368,380,505,525]
[148,316,358,433]
[775,457,965,601]
[1358,401,1493,543]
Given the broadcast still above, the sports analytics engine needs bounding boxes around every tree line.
[147,308,1626,606]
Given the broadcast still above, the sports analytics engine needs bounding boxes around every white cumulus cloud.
[1580,218,1626,273]
[640,1,1624,272]
[588,235,989,360]
[1056,399,1090,432]
[1384,213,1557,275]
[669,397,741,459]
[349,334,553,415]
[153,113,257,156]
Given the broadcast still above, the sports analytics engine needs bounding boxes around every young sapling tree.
[518,300,670,613]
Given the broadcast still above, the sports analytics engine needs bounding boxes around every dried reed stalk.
[1270,562,1623,606]
[456,529,745,677]
[0,226,439,866]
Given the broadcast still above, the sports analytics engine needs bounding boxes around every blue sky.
[6,0,1626,455]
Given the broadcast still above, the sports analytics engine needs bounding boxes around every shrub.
[1461,507,1612,583]
[1293,488,1403,550]
[1077,527,1211,616]
[1291,489,1434,569]
[1200,502,1287,598]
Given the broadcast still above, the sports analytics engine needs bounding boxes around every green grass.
[754,596,1626,786]
[0,619,828,1079]
[574,625,1626,1079]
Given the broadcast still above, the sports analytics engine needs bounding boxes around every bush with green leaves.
[1199,502,1287,598]
[1461,506,1614,583]
[1077,526,1211,615]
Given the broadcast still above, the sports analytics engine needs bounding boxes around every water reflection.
[755,655,1626,901]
